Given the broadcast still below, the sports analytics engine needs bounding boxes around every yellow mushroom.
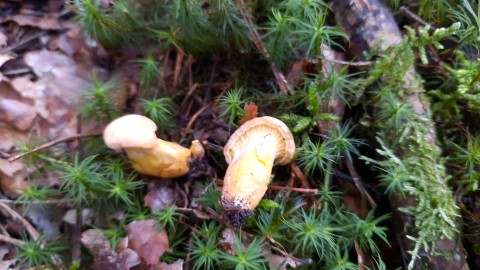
[103,114,203,178]
[220,116,295,227]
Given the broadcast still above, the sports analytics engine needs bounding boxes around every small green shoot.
[221,236,267,270]
[79,75,121,123]
[141,97,174,129]
[16,235,65,269]
[218,88,247,125]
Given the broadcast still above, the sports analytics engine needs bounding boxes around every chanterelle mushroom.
[220,116,295,227]
[103,114,203,178]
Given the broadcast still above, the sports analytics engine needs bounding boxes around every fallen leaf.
[126,219,171,265]
[0,159,22,177]
[0,159,26,196]
[9,49,94,137]
[25,205,61,241]
[144,186,174,213]
[0,98,37,131]
[62,208,92,226]
[0,245,17,270]
[238,102,258,125]
[150,259,183,270]
[81,229,112,255]
[81,229,141,270]
[0,14,64,30]
[286,60,316,88]
[219,227,236,255]
[48,27,83,57]
[264,248,300,270]
[117,249,142,270]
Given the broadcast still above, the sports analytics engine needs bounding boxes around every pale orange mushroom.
[103,114,203,178]
[220,116,295,227]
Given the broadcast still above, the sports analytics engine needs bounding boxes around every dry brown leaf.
[0,98,36,131]
[81,229,141,270]
[264,247,300,270]
[150,259,183,270]
[238,102,258,125]
[0,126,27,196]
[25,205,61,240]
[48,27,83,57]
[0,14,64,30]
[81,229,111,254]
[219,227,236,255]
[62,208,92,226]
[0,159,22,178]
[144,186,174,213]
[0,159,26,196]
[0,245,17,269]
[8,49,93,137]
[126,219,171,265]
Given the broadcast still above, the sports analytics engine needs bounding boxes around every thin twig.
[345,158,377,208]
[178,220,209,239]
[173,50,185,89]
[0,30,48,54]
[0,203,66,268]
[269,244,313,265]
[397,6,431,27]
[0,199,73,205]
[202,140,224,152]
[354,240,367,270]
[236,0,293,95]
[183,104,211,137]
[72,206,82,265]
[290,163,310,189]
[320,57,372,66]
[0,203,40,240]
[183,82,231,137]
[7,132,102,162]
[0,234,26,246]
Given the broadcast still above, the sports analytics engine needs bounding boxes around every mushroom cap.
[223,116,295,165]
[103,114,158,150]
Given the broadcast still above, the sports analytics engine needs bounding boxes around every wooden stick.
[0,203,40,240]
[0,234,26,246]
[8,132,102,162]
[0,199,73,205]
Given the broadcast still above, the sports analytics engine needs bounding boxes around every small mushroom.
[220,116,295,227]
[103,114,203,178]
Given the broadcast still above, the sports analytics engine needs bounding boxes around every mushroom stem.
[103,115,207,179]
[220,116,295,227]
[223,144,276,206]
[125,138,191,178]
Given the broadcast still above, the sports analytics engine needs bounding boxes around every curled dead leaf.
[219,227,236,255]
[238,102,258,125]
[144,186,174,213]
[0,98,37,131]
[126,219,171,265]
[81,229,141,270]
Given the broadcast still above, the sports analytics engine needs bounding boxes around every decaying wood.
[330,0,468,269]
